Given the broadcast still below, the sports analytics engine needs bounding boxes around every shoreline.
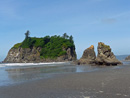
[0,65,130,98]
[0,61,72,67]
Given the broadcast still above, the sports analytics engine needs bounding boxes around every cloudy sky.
[0,0,130,61]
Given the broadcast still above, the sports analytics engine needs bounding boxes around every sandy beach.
[0,64,130,98]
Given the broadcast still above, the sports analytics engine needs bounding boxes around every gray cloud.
[101,18,117,24]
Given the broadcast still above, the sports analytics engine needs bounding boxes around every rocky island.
[77,42,122,66]
[4,31,77,63]
[125,55,130,61]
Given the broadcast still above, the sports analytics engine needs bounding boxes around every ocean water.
[116,55,129,61]
[0,61,129,87]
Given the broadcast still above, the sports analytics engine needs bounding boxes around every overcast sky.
[0,0,130,61]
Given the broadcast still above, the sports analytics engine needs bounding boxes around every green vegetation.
[25,30,30,39]
[100,43,111,50]
[13,43,22,48]
[13,31,75,58]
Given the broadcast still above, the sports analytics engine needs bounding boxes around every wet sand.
[0,65,130,98]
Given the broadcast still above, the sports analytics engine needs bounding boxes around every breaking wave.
[0,62,67,68]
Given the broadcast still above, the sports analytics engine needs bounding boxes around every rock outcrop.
[4,33,77,63]
[77,45,96,65]
[125,55,130,61]
[95,42,122,65]
[4,47,77,63]
[77,42,122,66]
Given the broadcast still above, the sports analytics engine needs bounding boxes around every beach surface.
[0,62,130,98]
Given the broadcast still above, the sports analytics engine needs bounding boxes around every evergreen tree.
[62,33,69,39]
[25,30,30,39]
[69,35,74,43]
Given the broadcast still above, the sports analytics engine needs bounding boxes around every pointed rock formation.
[95,42,122,65]
[77,45,96,65]
[77,43,122,66]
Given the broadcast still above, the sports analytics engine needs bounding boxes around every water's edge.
[0,61,130,87]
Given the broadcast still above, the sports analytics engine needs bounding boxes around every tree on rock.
[69,35,74,44]
[62,33,69,39]
[25,30,30,39]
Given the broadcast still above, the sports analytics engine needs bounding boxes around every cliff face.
[4,47,41,63]
[4,47,77,63]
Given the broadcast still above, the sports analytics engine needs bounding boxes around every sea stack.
[125,55,130,61]
[77,45,96,65]
[95,42,122,65]
[77,42,122,66]
[4,32,77,63]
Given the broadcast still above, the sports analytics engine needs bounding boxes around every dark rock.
[95,42,122,65]
[77,45,96,65]
[4,47,77,63]
[77,42,122,66]
[125,55,130,61]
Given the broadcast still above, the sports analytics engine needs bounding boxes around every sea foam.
[0,62,67,67]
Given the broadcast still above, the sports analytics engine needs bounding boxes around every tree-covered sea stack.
[4,31,77,63]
